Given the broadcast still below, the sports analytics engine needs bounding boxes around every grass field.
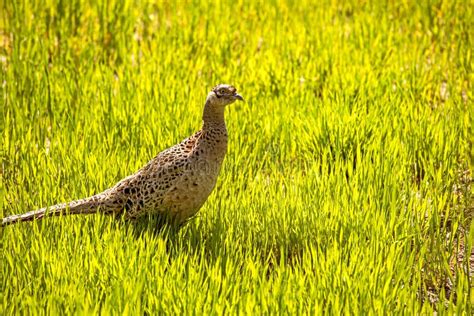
[1,0,473,314]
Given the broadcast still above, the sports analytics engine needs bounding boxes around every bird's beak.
[234,93,244,101]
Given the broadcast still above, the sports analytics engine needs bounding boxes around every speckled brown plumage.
[2,84,243,226]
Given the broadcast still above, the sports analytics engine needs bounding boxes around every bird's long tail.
[2,194,109,226]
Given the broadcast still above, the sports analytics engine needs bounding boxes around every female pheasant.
[2,84,243,226]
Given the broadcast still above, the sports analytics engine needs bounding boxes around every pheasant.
[2,84,243,226]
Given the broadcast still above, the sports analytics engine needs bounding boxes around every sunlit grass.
[1,0,473,313]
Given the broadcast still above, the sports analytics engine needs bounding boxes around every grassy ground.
[1,0,473,313]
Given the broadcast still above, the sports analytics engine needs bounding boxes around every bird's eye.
[219,89,225,95]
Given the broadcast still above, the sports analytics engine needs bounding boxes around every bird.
[2,84,244,227]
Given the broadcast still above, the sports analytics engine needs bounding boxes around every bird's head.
[206,84,244,107]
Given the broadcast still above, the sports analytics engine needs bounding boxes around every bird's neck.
[202,100,226,131]
[200,100,228,160]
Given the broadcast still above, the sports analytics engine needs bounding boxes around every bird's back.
[108,125,228,223]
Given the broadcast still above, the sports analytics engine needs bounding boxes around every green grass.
[1,0,473,313]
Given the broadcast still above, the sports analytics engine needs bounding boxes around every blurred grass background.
[1,0,473,313]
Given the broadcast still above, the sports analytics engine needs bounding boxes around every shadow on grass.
[116,214,200,242]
